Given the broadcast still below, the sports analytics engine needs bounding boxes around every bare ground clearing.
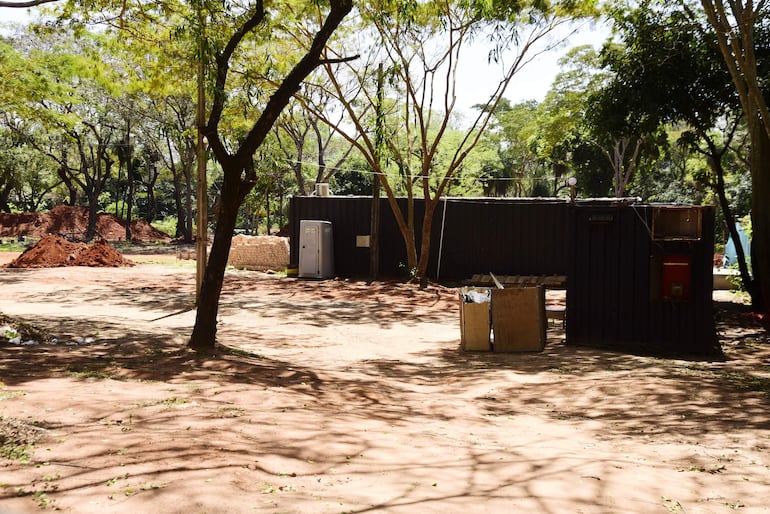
[1,253,769,513]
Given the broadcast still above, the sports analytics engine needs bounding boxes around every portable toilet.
[299,220,334,279]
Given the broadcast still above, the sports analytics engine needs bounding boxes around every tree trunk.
[184,160,195,242]
[708,152,757,303]
[188,0,353,352]
[58,166,77,206]
[172,173,190,240]
[85,191,99,242]
[750,124,770,316]
[379,184,418,274]
[125,154,134,242]
[189,168,251,352]
[265,183,271,235]
[145,169,159,222]
[395,207,418,273]
[416,198,440,287]
[171,166,186,239]
[0,182,12,212]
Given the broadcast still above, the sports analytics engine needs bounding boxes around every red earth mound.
[0,205,170,242]
[4,235,134,268]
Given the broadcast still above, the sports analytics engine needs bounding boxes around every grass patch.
[0,417,45,462]
[130,255,196,268]
[64,365,117,380]
[214,407,245,418]
[138,397,189,408]
[721,370,770,394]
[109,240,172,252]
[221,346,265,360]
[677,365,770,395]
[150,216,177,237]
[106,473,129,487]
[0,389,26,401]
[0,239,33,252]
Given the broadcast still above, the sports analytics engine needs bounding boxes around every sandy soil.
[1,253,769,513]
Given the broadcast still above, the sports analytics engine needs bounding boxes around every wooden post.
[370,63,384,280]
[195,6,208,303]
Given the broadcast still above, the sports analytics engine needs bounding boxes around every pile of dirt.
[0,205,170,242]
[4,235,134,268]
[72,239,135,267]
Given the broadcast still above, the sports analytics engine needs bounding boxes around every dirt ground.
[1,251,769,514]
[0,205,170,243]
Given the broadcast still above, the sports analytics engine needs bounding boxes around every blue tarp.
[724,221,751,270]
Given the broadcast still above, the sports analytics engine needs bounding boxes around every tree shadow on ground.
[1,268,456,329]
[2,319,768,513]
[2,268,769,513]
[2,305,768,440]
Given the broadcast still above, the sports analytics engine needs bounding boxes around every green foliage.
[534,45,612,198]
[487,100,556,197]
[725,165,753,217]
[0,0,605,227]
[331,158,375,196]
[739,214,753,240]
[151,216,178,237]
[576,3,757,202]
[593,4,736,136]
[0,240,27,252]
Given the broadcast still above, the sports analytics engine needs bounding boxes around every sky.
[1,7,609,108]
[455,20,609,111]
[1,6,38,23]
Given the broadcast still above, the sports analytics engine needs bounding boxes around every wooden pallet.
[465,274,567,288]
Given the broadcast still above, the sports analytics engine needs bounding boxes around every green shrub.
[151,216,178,237]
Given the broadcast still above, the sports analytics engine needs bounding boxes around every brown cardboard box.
[491,286,546,352]
[459,287,491,351]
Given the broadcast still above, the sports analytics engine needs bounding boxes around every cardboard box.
[491,286,546,352]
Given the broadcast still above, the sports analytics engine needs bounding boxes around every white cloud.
[1,7,34,24]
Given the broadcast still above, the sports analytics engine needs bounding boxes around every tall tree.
[102,5,202,241]
[476,99,549,197]
[585,37,669,198]
[306,0,597,286]
[0,120,61,212]
[535,45,613,197]
[158,96,197,241]
[694,0,770,315]
[598,2,762,307]
[3,30,123,240]
[190,0,354,351]
[274,95,356,196]
[5,0,355,350]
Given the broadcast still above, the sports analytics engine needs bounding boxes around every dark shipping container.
[289,196,718,355]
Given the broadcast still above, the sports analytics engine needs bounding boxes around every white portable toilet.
[299,220,334,279]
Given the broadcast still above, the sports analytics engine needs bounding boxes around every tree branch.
[0,0,58,7]
[234,0,353,164]
[318,55,359,65]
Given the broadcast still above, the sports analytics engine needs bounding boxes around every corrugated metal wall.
[289,196,570,279]
[290,196,718,355]
[291,196,372,276]
[566,204,717,354]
